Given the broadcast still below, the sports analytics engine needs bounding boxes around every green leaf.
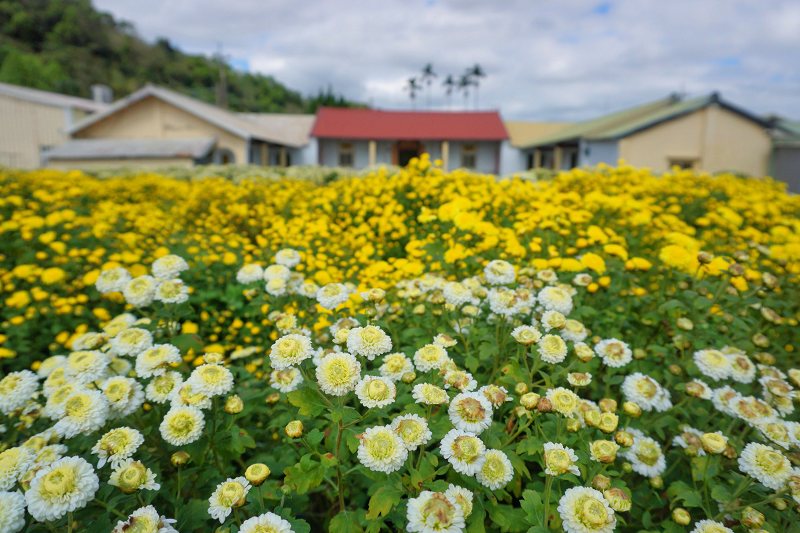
[330,510,364,533]
[521,489,544,526]
[666,481,703,508]
[283,454,331,494]
[287,387,325,417]
[366,484,403,519]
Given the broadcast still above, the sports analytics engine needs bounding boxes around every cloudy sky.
[93,0,800,121]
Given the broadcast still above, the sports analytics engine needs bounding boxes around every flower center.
[458,398,486,422]
[453,436,480,463]
[219,482,246,507]
[42,466,77,498]
[578,497,609,528]
[366,380,389,399]
[422,494,455,527]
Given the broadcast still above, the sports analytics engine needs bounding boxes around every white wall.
[580,140,619,167]
[499,141,528,175]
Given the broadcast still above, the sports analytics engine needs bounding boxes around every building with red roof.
[310,107,508,172]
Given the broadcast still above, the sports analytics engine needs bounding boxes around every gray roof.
[0,82,108,113]
[237,113,315,147]
[68,85,309,148]
[43,137,216,161]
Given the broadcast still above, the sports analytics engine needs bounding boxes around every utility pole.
[215,43,228,109]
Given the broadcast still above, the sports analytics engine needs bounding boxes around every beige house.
[0,82,108,168]
[519,93,778,177]
[45,85,314,168]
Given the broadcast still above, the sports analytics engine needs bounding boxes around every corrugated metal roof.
[311,107,508,141]
[522,93,771,148]
[0,82,108,113]
[43,137,216,160]
[69,85,308,147]
[504,121,570,147]
[237,113,315,147]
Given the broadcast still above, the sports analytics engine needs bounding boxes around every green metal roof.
[521,92,769,149]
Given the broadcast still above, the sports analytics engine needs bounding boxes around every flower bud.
[536,398,552,413]
[590,440,619,463]
[591,474,611,491]
[584,410,601,428]
[598,399,617,413]
[598,412,619,433]
[520,392,540,410]
[566,418,581,433]
[697,251,714,264]
[265,392,281,404]
[514,382,529,395]
[700,433,727,455]
[603,488,631,512]
[622,402,641,417]
[752,333,770,348]
[204,352,224,364]
[668,364,682,376]
[621,462,633,473]
[171,451,191,467]
[672,508,691,525]
[771,498,787,510]
[685,381,707,398]
[285,420,304,438]
[224,395,244,414]
[741,506,765,529]
[615,431,634,448]
[245,463,271,486]
[401,371,416,384]
[114,461,149,493]
[676,317,694,331]
[648,476,663,489]
[728,263,745,277]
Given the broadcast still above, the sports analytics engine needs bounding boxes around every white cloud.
[93,0,800,120]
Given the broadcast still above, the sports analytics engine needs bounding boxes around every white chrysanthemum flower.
[546,387,581,417]
[316,283,351,309]
[24,456,99,522]
[561,319,588,342]
[154,278,189,304]
[64,350,110,385]
[109,357,133,377]
[511,325,542,345]
[433,334,458,348]
[758,421,794,450]
[0,447,34,491]
[316,352,361,396]
[187,364,234,397]
[92,427,144,468]
[109,459,160,492]
[71,331,106,351]
[96,267,132,294]
[391,414,432,451]
[738,442,794,490]
[536,268,558,283]
[733,396,776,427]
[538,334,568,364]
[727,353,757,383]
[110,327,153,357]
[236,263,264,284]
[102,313,138,336]
[412,384,449,405]
[31,444,68,468]
[123,275,158,307]
[689,520,734,533]
[101,376,145,418]
[347,325,392,360]
[0,370,38,415]
[53,389,110,438]
[357,426,408,473]
[540,310,566,331]
[693,349,732,381]
[621,373,672,412]
[448,392,493,434]
[476,449,514,490]
[484,259,516,285]
[544,442,580,476]
[270,334,313,370]
[443,369,478,392]
[622,433,666,478]
[414,344,449,372]
[270,368,304,393]
[711,386,740,416]
[265,277,288,296]
[355,376,396,408]
[444,484,473,518]
[380,353,414,381]
[480,385,512,407]
[36,355,66,378]
[151,254,189,279]
[160,406,205,446]
[208,477,251,523]
[145,371,183,404]
[686,379,713,400]
[440,429,486,475]
[136,344,181,378]
[443,281,479,307]
[0,490,26,532]
[557,486,616,533]
[488,287,524,317]
[240,512,295,533]
[407,491,465,533]
[275,248,301,268]
[42,382,79,419]
[595,339,632,368]
[538,286,573,315]
[112,505,178,533]
[169,382,212,410]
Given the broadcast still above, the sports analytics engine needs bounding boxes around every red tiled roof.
[311,107,508,141]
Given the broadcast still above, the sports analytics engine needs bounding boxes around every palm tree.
[457,73,474,110]
[442,74,456,109]
[403,77,421,109]
[468,64,486,109]
[420,63,437,108]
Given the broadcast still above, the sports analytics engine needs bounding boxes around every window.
[213,148,235,165]
[668,158,697,170]
[461,144,477,169]
[339,143,354,167]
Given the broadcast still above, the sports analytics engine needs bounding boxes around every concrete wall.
[580,139,619,167]
[0,94,92,168]
[47,157,194,170]
[619,105,772,175]
[499,141,528,175]
[773,146,800,193]
[74,96,249,165]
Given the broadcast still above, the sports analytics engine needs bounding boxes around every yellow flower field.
[0,158,799,532]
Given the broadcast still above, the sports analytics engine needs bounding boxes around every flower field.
[0,157,800,532]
